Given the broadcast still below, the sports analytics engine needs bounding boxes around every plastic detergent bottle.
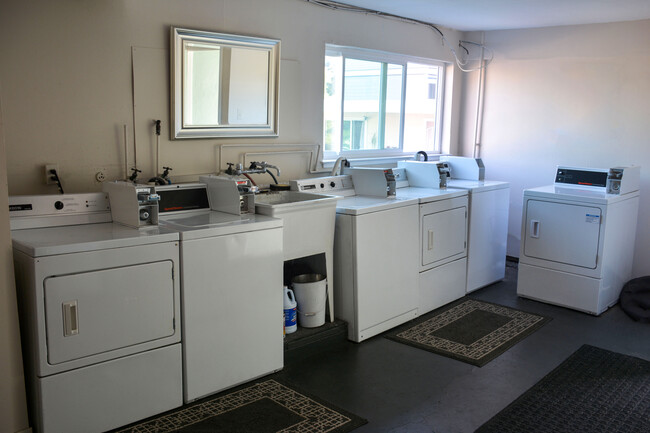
[283,286,297,334]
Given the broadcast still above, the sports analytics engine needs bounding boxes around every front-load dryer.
[517,166,640,315]
[9,193,182,433]
[391,168,469,314]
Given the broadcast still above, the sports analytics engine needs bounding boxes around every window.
[323,45,445,160]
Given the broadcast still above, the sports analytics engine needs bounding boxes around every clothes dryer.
[10,193,182,433]
[414,156,511,293]
[517,166,640,315]
[391,168,469,314]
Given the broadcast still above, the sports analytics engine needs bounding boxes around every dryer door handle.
[530,220,540,238]
[62,300,79,337]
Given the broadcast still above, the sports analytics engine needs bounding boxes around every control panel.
[103,181,160,228]
[554,165,640,195]
[290,175,354,195]
[199,175,257,215]
[9,193,111,230]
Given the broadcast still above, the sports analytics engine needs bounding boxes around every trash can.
[292,274,327,328]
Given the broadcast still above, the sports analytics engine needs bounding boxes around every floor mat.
[385,298,551,366]
[475,345,650,433]
[114,378,368,433]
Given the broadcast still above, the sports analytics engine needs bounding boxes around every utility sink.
[254,190,339,261]
[255,190,340,323]
[254,191,337,207]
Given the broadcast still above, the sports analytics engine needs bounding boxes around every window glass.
[324,46,445,159]
[404,62,442,153]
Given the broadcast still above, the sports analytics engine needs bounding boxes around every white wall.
[0,0,464,194]
[0,94,30,433]
[460,20,650,277]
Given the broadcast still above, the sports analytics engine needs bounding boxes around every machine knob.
[320,183,325,188]
[330,181,336,188]
[54,201,64,210]
[139,208,150,221]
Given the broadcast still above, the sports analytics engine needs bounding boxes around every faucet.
[331,157,350,176]
[224,161,281,184]
[257,161,280,177]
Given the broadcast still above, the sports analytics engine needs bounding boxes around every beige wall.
[0,93,30,432]
[460,20,650,277]
[0,0,464,194]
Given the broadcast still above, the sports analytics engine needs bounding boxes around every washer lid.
[335,195,418,215]
[11,223,179,257]
[158,210,282,240]
[446,179,510,193]
[396,187,467,203]
[523,184,637,205]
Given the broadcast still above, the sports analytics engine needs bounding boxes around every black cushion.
[619,276,650,323]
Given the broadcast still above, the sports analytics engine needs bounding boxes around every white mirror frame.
[171,27,280,139]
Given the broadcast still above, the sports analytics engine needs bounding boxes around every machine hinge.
[464,241,467,249]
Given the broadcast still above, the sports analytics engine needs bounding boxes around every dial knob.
[330,181,336,188]
[139,209,150,221]
[54,201,64,210]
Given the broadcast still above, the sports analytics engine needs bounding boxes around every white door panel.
[354,205,419,332]
[44,261,176,365]
[421,206,467,267]
[182,228,283,402]
[524,200,601,269]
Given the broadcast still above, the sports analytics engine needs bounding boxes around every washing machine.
[9,193,183,433]
[291,169,420,342]
[154,183,284,402]
[390,167,470,314]
[517,165,641,315]
[405,156,510,293]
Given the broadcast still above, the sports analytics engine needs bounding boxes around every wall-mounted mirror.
[171,27,280,139]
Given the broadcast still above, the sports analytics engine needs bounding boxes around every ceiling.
[332,0,650,31]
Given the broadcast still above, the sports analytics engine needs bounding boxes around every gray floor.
[278,261,650,433]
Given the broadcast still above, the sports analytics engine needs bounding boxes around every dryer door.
[44,260,176,365]
[523,199,601,269]
[421,205,467,268]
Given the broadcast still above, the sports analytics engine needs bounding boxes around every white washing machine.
[517,165,641,315]
[391,167,469,314]
[9,193,183,433]
[408,156,510,293]
[292,170,420,342]
[155,183,284,402]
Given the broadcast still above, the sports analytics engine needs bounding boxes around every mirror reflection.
[172,27,280,138]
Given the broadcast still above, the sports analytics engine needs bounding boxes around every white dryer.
[517,166,640,315]
[9,193,182,433]
[155,183,284,402]
[292,170,420,342]
[413,156,511,293]
[391,168,469,314]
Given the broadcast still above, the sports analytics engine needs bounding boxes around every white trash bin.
[292,274,327,328]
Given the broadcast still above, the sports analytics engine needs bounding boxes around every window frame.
[323,44,446,161]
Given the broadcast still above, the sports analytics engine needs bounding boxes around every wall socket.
[45,164,59,185]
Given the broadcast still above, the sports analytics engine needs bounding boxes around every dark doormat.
[114,378,367,433]
[475,345,650,433]
[385,298,550,366]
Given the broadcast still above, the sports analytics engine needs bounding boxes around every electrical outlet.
[45,164,59,185]
[95,171,106,182]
